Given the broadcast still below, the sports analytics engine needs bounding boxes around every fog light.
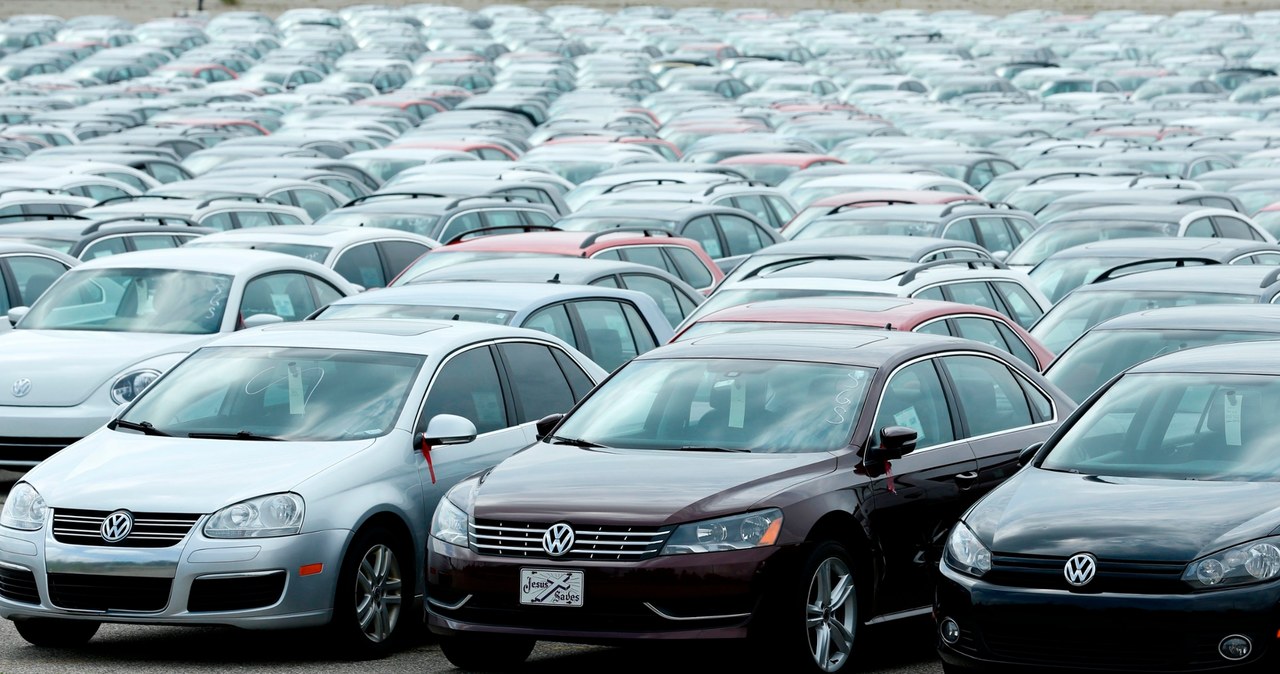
[1219,635,1252,661]
[940,617,960,645]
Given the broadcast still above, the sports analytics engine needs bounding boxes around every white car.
[0,319,605,655]
[0,242,78,331]
[0,248,357,468]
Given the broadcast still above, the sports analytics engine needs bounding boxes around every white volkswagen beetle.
[0,248,358,468]
[0,319,605,656]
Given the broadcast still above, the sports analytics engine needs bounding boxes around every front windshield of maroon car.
[553,358,873,453]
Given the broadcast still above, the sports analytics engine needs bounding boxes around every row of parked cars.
[2,5,1280,673]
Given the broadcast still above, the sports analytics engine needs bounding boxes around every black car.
[937,340,1280,672]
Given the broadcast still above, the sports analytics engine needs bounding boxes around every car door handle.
[954,471,979,488]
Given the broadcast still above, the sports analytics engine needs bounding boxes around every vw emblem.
[100,510,134,543]
[1064,552,1098,587]
[11,378,30,398]
[542,522,575,557]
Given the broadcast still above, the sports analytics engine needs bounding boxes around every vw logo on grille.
[1064,552,1098,587]
[100,510,134,543]
[542,522,575,557]
[11,378,31,398]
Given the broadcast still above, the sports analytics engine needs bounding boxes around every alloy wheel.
[806,556,856,672]
[354,543,403,643]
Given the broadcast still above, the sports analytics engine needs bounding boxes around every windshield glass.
[676,321,853,341]
[20,268,232,334]
[192,241,329,263]
[1231,188,1280,214]
[346,157,426,181]
[317,211,440,235]
[791,218,936,240]
[728,163,799,186]
[1046,328,1280,403]
[1007,223,1175,267]
[393,251,558,284]
[316,303,513,324]
[1031,290,1256,354]
[684,288,880,326]
[553,358,872,453]
[120,346,423,441]
[1029,257,1212,303]
[1041,372,1280,481]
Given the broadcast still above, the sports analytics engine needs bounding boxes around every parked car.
[0,242,77,330]
[719,236,995,290]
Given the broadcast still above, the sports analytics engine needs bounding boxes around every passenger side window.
[914,319,951,337]
[729,195,774,227]
[240,272,317,322]
[1006,217,1037,242]
[618,246,671,273]
[131,235,178,251]
[571,300,648,371]
[952,316,1009,351]
[1214,216,1259,241]
[291,190,338,220]
[872,360,955,450]
[551,348,595,399]
[497,343,577,423]
[522,304,577,348]
[440,212,483,242]
[80,237,128,260]
[940,355,1035,438]
[683,216,723,258]
[7,256,68,306]
[943,219,980,245]
[309,277,344,308]
[421,347,507,434]
[378,242,431,279]
[274,212,306,225]
[236,211,274,228]
[994,322,1039,370]
[334,243,386,288]
[974,217,1015,255]
[1186,217,1215,237]
[992,282,1044,329]
[942,282,1000,312]
[717,214,767,256]
[664,247,715,289]
[201,213,235,231]
[622,273,687,325]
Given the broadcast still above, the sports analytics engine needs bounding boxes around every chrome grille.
[52,509,201,548]
[470,519,671,561]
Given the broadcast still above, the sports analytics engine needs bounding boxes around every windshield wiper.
[671,446,751,453]
[548,435,605,448]
[107,419,172,437]
[187,430,283,441]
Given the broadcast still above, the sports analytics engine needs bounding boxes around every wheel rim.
[806,556,856,672]
[354,543,403,643]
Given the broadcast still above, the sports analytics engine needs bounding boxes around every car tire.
[439,634,535,670]
[778,541,860,673]
[13,618,99,647]
[328,525,413,660]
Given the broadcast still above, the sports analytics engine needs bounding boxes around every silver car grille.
[52,509,201,548]
[470,519,671,561]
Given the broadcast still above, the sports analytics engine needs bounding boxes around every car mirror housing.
[1018,442,1044,468]
[7,306,29,326]
[534,413,564,441]
[242,313,286,329]
[422,414,477,447]
[866,425,918,464]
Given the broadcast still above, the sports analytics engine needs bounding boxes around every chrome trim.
[427,594,472,610]
[866,606,931,624]
[0,560,30,572]
[644,602,751,622]
[193,570,285,580]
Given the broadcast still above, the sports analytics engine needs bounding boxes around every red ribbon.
[885,461,896,495]
[421,437,436,484]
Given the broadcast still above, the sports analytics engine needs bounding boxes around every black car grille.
[0,437,76,464]
[188,572,286,612]
[987,553,1189,593]
[0,566,39,605]
[52,509,201,548]
[447,595,751,633]
[977,619,1255,670]
[47,573,171,612]
[470,520,671,561]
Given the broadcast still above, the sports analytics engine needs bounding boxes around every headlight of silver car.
[204,493,304,538]
[430,497,469,546]
[0,483,46,531]
[110,369,160,404]
[944,522,991,577]
[660,509,783,555]
[1184,536,1280,589]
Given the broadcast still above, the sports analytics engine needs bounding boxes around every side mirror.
[1017,442,1044,468]
[991,250,1009,261]
[422,414,477,447]
[7,306,29,326]
[865,425,918,464]
[242,313,285,329]
[534,413,564,441]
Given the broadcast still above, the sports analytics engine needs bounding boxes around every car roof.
[407,256,684,284]
[187,225,437,247]
[750,236,990,258]
[1073,264,1280,294]
[1052,204,1219,220]
[325,281,652,312]
[1090,304,1280,332]
[646,328,996,368]
[692,296,1008,327]
[1128,339,1280,375]
[71,247,337,276]
[440,230,694,253]
[1047,238,1280,259]
[207,318,568,355]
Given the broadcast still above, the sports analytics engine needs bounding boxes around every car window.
[1006,217,1037,241]
[274,212,306,225]
[335,243,386,288]
[974,217,1015,255]
[520,210,555,227]
[952,316,1009,351]
[483,209,524,228]
[440,211,483,242]
[420,346,508,434]
[621,273,686,324]
[765,196,796,224]
[969,162,995,189]
[943,219,980,245]
[914,285,946,301]
[289,189,337,220]
[729,195,774,227]
[683,215,722,257]
[497,342,577,423]
[664,247,715,289]
[240,272,318,322]
[147,162,188,183]
[131,235,178,251]
[914,319,952,337]
[942,281,1000,312]
[236,211,274,228]
[7,255,68,306]
[1213,216,1258,240]
[618,245,670,272]
[80,237,129,260]
[941,355,1035,438]
[551,348,595,399]
[717,214,767,257]
[201,212,235,231]
[994,322,1039,369]
[319,178,360,200]
[102,171,149,192]
[377,241,431,279]
[308,277,344,308]
[1185,217,1214,237]
[992,281,1044,328]
[872,359,955,450]
[591,249,622,262]
[522,303,577,347]
[571,300,645,371]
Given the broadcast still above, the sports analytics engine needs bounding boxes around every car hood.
[471,443,837,525]
[0,330,210,407]
[967,468,1280,562]
[27,429,376,513]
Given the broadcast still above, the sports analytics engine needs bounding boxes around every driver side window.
[420,347,508,435]
[871,360,955,450]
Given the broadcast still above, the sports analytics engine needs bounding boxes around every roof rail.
[82,214,200,233]
[445,194,535,209]
[1091,257,1218,284]
[342,191,451,207]
[1025,171,1096,186]
[701,179,769,196]
[600,178,688,194]
[1262,266,1280,288]
[579,226,676,248]
[896,258,1008,286]
[746,254,872,280]
[92,194,187,207]
[1127,175,1183,188]
[0,213,89,223]
[442,224,560,245]
[939,200,992,217]
[828,198,915,214]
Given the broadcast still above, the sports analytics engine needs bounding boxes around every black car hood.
[967,468,1280,562]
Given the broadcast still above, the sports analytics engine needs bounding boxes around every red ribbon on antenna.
[421,436,437,484]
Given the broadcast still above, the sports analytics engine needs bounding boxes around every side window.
[994,322,1039,370]
[334,243,386,288]
[239,272,318,322]
[618,246,671,273]
[290,189,338,220]
[377,241,431,279]
[319,178,360,200]
[522,304,577,347]
[102,172,149,191]
[952,316,1010,351]
[940,355,1035,438]
[570,300,645,371]
[497,342,576,423]
[591,249,623,262]
[274,212,306,225]
[235,211,274,228]
[717,214,767,256]
[683,216,723,257]
[621,273,685,325]
[872,360,955,450]
[440,211,483,242]
[147,162,188,183]
[80,237,129,260]
[482,209,524,229]
[309,277,344,308]
[914,285,946,301]
[131,235,178,251]
[969,162,995,190]
[664,247,715,289]
[201,213,236,231]
[1214,216,1258,240]
[1185,217,1215,237]
[729,195,774,227]
[589,276,620,288]
[914,319,952,337]
[1005,217,1037,242]
[992,281,1044,329]
[766,196,796,225]
[520,210,555,227]
[7,256,68,306]
[943,219,980,245]
[421,347,508,434]
[941,281,1000,312]
[974,217,1015,255]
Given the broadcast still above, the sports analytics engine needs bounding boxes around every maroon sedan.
[426,329,1073,672]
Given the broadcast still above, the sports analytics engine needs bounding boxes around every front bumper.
[426,536,786,644]
[0,522,350,629]
[0,402,114,467]
[935,562,1280,672]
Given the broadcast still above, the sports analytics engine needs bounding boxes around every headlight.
[1184,536,1280,589]
[430,497,469,546]
[660,509,783,555]
[204,493,304,538]
[944,522,991,577]
[110,369,160,404]
[1,483,47,531]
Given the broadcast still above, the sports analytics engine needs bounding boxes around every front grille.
[0,566,39,604]
[471,519,671,561]
[188,572,286,612]
[47,573,171,612]
[52,509,201,548]
[0,437,76,465]
[987,553,1188,593]
[449,595,750,633]
[978,619,1251,670]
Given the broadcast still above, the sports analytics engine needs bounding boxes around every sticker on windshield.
[287,362,305,415]
[729,380,746,429]
[1224,390,1242,447]
[270,293,295,318]
[894,406,925,442]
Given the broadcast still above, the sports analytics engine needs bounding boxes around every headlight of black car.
[944,522,991,578]
[1183,536,1280,589]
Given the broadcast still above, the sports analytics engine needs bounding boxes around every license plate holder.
[519,568,584,607]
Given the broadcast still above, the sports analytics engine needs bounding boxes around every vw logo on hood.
[100,510,134,543]
[1064,552,1098,587]
[11,378,31,398]
[542,522,575,557]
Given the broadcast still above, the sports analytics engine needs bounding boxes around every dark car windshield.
[1031,290,1256,354]
[20,268,232,334]
[1042,372,1280,481]
[316,303,513,324]
[120,346,424,441]
[552,358,872,453]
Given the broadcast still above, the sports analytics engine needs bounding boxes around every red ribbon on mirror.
[885,461,896,495]
[421,437,437,484]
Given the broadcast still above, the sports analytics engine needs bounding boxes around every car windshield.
[317,211,440,235]
[393,251,558,284]
[346,158,426,181]
[0,236,73,253]
[316,303,513,324]
[553,358,872,453]
[790,218,936,240]
[119,346,423,441]
[1031,290,1256,354]
[193,241,330,263]
[1046,329,1280,403]
[19,268,232,334]
[529,160,612,185]
[1006,223,1176,267]
[1232,188,1280,214]
[1041,372,1280,481]
[676,321,852,341]
[1029,257,1213,303]
[727,163,799,186]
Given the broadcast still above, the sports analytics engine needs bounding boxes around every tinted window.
[943,282,1000,312]
[941,355,1034,438]
[498,342,576,423]
[994,322,1039,369]
[622,273,686,325]
[290,189,337,220]
[974,217,1015,255]
[572,300,642,370]
[665,247,715,288]
[944,219,980,244]
[992,281,1044,329]
[378,241,430,279]
[552,348,595,399]
[1186,217,1214,237]
[334,243,386,288]
[147,162,188,183]
[1214,216,1257,240]
[7,255,67,306]
[80,237,128,260]
[240,272,317,321]
[683,216,722,257]
[914,319,951,337]
[872,359,955,449]
[274,212,306,225]
[618,246,671,273]
[440,211,483,242]
[131,235,177,251]
[718,214,767,256]
[421,347,507,434]
[953,316,1008,351]
[201,213,235,231]
[730,195,773,226]
[522,303,576,347]
[483,209,523,228]
[236,211,274,228]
